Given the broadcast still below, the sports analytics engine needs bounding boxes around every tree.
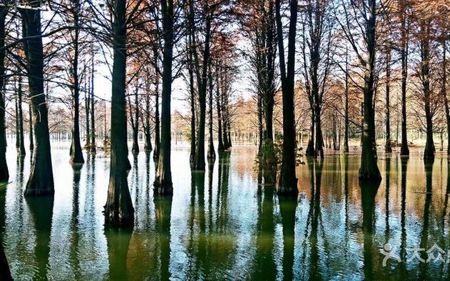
[21,1,55,196]
[154,0,176,195]
[338,0,381,182]
[0,5,8,182]
[275,0,298,196]
[104,0,134,227]
[300,0,334,159]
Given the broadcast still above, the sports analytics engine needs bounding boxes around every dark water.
[2,143,450,280]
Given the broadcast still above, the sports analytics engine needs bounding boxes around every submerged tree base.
[153,180,173,196]
[104,175,134,228]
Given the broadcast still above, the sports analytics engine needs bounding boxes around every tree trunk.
[385,50,392,153]
[104,0,134,228]
[0,9,8,182]
[132,85,139,155]
[18,75,26,156]
[84,78,90,149]
[275,0,298,196]
[216,70,224,153]
[21,5,54,196]
[400,0,409,156]
[314,105,324,157]
[153,49,160,163]
[144,78,152,152]
[440,40,449,155]
[90,49,96,154]
[29,102,34,152]
[207,68,215,163]
[154,0,174,195]
[421,21,435,163]
[359,0,381,182]
[70,3,85,165]
[306,112,315,157]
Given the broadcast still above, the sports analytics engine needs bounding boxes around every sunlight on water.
[1,142,450,280]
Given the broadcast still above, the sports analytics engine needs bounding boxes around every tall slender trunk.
[70,1,84,165]
[104,0,134,228]
[153,45,160,162]
[400,0,409,156]
[187,3,196,165]
[275,0,298,195]
[0,8,8,181]
[17,75,26,156]
[90,49,96,154]
[154,0,174,195]
[29,102,34,151]
[193,12,212,171]
[144,78,152,152]
[21,4,54,196]
[359,0,381,182]
[421,21,435,162]
[385,50,392,153]
[207,68,215,163]
[84,77,90,148]
[343,49,349,153]
[442,41,449,155]
[216,70,224,152]
[132,85,139,155]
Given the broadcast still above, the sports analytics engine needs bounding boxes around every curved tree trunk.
[21,5,54,196]
[104,0,134,228]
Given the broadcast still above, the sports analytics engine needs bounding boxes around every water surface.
[2,143,450,280]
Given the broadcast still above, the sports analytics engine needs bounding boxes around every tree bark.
[0,8,8,182]
[421,21,435,163]
[207,68,215,163]
[104,0,134,228]
[385,50,392,153]
[21,4,54,196]
[70,1,85,165]
[343,51,349,153]
[442,41,449,155]
[90,48,96,154]
[400,0,410,156]
[131,85,139,155]
[275,0,298,196]
[17,75,26,156]
[359,0,381,182]
[144,77,152,152]
[154,0,174,195]
[153,44,160,163]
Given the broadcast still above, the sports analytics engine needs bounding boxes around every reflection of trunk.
[104,0,134,227]
[385,50,392,153]
[359,0,381,182]
[154,196,172,280]
[419,160,433,278]
[399,158,408,270]
[279,196,297,280]
[400,0,409,156]
[21,4,54,195]
[0,9,8,181]
[154,0,174,195]
[27,197,54,280]
[421,21,435,162]
[106,229,132,280]
[275,0,298,195]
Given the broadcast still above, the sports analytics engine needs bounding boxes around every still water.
[1,143,450,280]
